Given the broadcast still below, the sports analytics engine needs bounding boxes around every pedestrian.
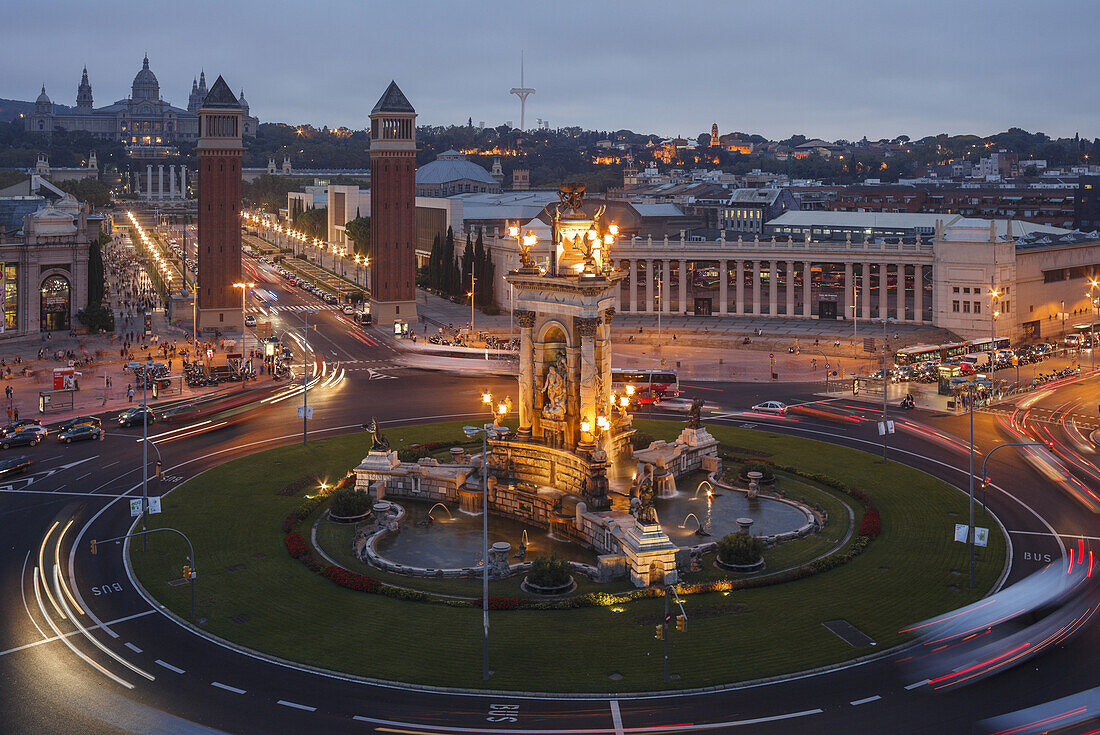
[106,376,112,389]
[12,407,18,420]
[127,385,135,403]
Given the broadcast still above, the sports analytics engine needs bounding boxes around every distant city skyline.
[2,0,1098,142]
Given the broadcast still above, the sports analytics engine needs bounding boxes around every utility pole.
[302,310,314,444]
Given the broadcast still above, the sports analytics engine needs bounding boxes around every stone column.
[679,259,688,314]
[914,264,924,322]
[576,316,601,449]
[157,165,164,200]
[751,260,761,315]
[146,164,153,200]
[802,261,812,317]
[879,263,889,319]
[735,260,744,315]
[844,262,853,320]
[133,170,140,196]
[645,259,654,313]
[600,308,614,401]
[897,263,907,321]
[768,261,778,316]
[179,166,187,198]
[516,310,536,438]
[566,343,581,449]
[661,260,671,314]
[862,263,872,320]
[718,259,728,315]
[629,259,638,313]
[169,165,176,198]
[786,261,795,316]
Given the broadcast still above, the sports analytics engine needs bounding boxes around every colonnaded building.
[24,56,258,144]
[484,210,1100,342]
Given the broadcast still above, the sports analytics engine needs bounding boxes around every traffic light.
[675,614,686,632]
[182,565,192,580]
[654,624,663,640]
[156,461,162,480]
[90,539,97,555]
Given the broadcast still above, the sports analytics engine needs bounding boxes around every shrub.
[740,461,774,482]
[398,446,437,462]
[323,566,381,593]
[858,508,881,537]
[526,555,572,588]
[329,487,372,518]
[284,532,309,559]
[630,431,655,450]
[717,532,764,566]
[76,303,114,332]
[475,597,523,610]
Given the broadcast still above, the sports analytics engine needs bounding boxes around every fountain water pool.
[374,500,596,570]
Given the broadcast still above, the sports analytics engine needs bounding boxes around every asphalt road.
[2,261,1098,734]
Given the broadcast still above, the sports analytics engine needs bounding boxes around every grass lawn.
[131,419,1006,692]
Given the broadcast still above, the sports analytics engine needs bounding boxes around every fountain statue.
[632,466,660,525]
[688,397,704,430]
[541,351,568,420]
[365,416,389,452]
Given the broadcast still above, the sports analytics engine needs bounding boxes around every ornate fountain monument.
[353,184,721,587]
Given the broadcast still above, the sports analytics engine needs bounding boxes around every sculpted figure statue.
[365,416,389,451]
[633,466,660,525]
[541,351,568,420]
[687,397,704,429]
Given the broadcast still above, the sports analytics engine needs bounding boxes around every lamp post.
[979,441,1047,520]
[878,318,894,461]
[464,398,510,681]
[988,282,999,375]
[141,357,155,552]
[233,282,255,389]
[301,309,316,445]
[1089,279,1099,370]
[469,273,476,334]
[852,278,859,363]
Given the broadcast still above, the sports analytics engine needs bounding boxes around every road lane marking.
[850,695,881,705]
[124,642,142,653]
[212,681,246,694]
[363,707,823,732]
[1009,529,1100,541]
[277,699,316,711]
[155,658,185,674]
[904,679,929,690]
[610,700,624,735]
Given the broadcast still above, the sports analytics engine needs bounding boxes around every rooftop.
[371,81,415,115]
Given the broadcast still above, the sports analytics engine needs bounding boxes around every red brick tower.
[368,81,418,327]
[196,76,243,333]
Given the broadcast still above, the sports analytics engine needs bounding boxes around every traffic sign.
[148,496,162,514]
[297,406,314,419]
[974,527,989,547]
[130,498,143,517]
[877,421,895,436]
[664,613,672,624]
[954,523,969,543]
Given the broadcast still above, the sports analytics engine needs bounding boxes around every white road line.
[1009,529,1100,541]
[211,681,246,694]
[124,641,142,653]
[850,695,881,706]
[52,485,66,493]
[74,472,91,482]
[103,461,119,468]
[352,709,824,732]
[904,679,929,690]
[610,700,624,735]
[0,609,155,658]
[277,699,316,712]
[155,658,185,674]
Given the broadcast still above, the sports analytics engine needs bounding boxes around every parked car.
[342,305,356,315]
[58,424,103,443]
[751,401,788,414]
[244,314,257,327]
[57,416,102,433]
[117,406,156,428]
[1,419,42,437]
[0,456,32,477]
[1,426,48,449]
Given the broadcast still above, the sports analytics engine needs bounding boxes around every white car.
[751,401,788,414]
[653,397,696,412]
[244,314,256,327]
[342,305,355,315]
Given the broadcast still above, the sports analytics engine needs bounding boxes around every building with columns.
[196,76,244,333]
[484,211,1100,342]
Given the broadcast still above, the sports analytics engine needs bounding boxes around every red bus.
[611,368,679,405]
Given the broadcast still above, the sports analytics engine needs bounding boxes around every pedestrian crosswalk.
[268,304,343,313]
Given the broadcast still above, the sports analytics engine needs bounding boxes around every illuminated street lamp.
[463,394,510,681]
[232,282,255,389]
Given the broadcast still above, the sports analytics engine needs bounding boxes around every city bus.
[610,368,679,405]
[894,337,1011,366]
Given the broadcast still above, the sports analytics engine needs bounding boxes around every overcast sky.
[3,0,1097,141]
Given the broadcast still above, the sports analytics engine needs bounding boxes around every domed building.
[415,150,501,197]
[23,55,258,144]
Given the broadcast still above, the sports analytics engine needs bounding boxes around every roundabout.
[128,418,1007,692]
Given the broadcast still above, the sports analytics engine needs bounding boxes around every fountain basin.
[521,576,577,596]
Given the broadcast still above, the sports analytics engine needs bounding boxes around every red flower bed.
[323,565,382,593]
[284,532,310,559]
[858,508,881,538]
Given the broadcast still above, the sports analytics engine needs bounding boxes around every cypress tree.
[428,233,442,290]
[442,226,456,295]
[87,236,105,306]
[462,232,474,293]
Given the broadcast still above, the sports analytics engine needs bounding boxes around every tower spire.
[509,51,536,132]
